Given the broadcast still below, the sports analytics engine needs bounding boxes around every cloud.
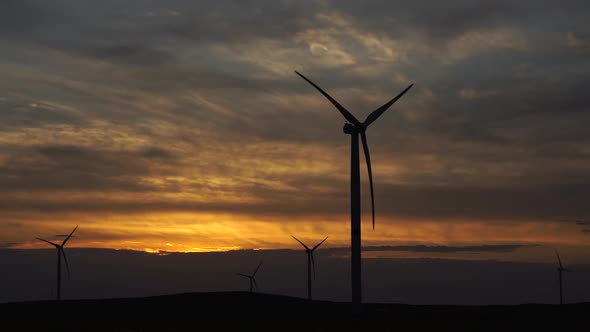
[86,44,177,66]
[329,244,539,253]
[459,89,497,99]
[566,32,589,49]
[1,0,590,250]
[0,144,179,192]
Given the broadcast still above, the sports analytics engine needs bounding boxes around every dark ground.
[1,292,587,331]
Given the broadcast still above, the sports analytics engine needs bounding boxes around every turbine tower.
[36,225,79,301]
[291,235,328,300]
[236,260,263,293]
[295,71,412,314]
[555,249,572,305]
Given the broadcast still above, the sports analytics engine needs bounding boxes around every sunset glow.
[1,1,590,267]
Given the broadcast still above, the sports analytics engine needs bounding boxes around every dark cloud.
[1,178,590,223]
[0,0,318,61]
[1,0,590,230]
[139,147,177,159]
[0,1,65,39]
[54,234,77,239]
[329,244,538,253]
[87,45,176,66]
[330,0,590,42]
[0,145,179,192]
[0,99,87,129]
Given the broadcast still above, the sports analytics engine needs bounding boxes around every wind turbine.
[555,249,573,305]
[291,235,328,301]
[295,71,413,313]
[36,225,79,301]
[236,260,263,293]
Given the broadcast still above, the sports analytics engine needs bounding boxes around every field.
[2,292,587,331]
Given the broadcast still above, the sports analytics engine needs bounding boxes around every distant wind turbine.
[295,71,413,313]
[555,249,573,305]
[36,225,79,301]
[236,260,263,293]
[291,235,328,301]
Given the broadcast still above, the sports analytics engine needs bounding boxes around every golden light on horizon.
[6,211,587,262]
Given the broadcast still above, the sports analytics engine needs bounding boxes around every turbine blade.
[236,273,250,278]
[291,235,310,251]
[555,249,563,269]
[61,248,71,279]
[36,238,60,248]
[361,131,376,229]
[252,277,258,290]
[294,71,361,126]
[62,225,79,246]
[253,260,263,276]
[564,268,574,272]
[312,236,329,251]
[363,84,413,127]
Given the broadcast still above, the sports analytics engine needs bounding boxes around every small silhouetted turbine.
[36,225,78,301]
[291,235,328,301]
[236,260,263,293]
[295,71,413,313]
[555,249,573,305]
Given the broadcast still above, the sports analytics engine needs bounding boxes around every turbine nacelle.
[343,123,360,135]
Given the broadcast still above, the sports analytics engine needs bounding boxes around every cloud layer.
[1,1,590,251]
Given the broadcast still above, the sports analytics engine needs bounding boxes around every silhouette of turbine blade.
[555,249,563,268]
[36,238,60,247]
[360,131,375,229]
[236,273,250,278]
[291,235,310,251]
[294,71,361,126]
[363,83,413,128]
[62,225,78,246]
[253,260,263,276]
[563,268,573,272]
[252,277,258,290]
[61,247,71,279]
[312,236,328,251]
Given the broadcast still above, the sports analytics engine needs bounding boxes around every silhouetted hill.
[2,292,588,331]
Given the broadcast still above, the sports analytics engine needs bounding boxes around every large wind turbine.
[295,71,413,313]
[291,235,328,300]
[555,249,573,305]
[36,225,79,301]
[236,260,263,293]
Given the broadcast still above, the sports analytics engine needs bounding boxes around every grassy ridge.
[2,292,587,331]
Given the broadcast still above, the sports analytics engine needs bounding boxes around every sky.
[1,0,590,265]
